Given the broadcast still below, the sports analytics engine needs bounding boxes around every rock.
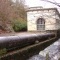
[28,39,60,60]
[35,40,39,44]
[39,51,49,57]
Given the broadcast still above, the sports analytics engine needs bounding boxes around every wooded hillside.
[0,0,27,33]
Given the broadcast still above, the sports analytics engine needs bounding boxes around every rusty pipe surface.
[0,33,55,52]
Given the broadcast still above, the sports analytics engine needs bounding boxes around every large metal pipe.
[0,33,55,52]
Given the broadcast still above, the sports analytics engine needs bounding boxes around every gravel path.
[0,32,46,36]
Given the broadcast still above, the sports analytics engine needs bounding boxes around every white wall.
[27,9,60,31]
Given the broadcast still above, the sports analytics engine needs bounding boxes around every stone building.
[27,7,60,32]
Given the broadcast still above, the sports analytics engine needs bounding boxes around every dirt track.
[0,32,46,36]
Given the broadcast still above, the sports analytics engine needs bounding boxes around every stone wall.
[27,8,60,31]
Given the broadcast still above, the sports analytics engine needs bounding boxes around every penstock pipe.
[0,33,55,52]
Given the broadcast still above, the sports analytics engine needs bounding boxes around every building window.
[37,18,45,30]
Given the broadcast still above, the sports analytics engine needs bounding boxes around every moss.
[45,53,50,60]
[0,48,7,56]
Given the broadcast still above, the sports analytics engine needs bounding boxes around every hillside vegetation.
[0,0,27,33]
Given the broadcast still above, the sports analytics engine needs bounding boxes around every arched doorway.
[37,18,45,30]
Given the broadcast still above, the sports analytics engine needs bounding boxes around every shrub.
[13,22,27,32]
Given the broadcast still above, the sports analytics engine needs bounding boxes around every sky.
[25,0,60,8]
[12,0,60,11]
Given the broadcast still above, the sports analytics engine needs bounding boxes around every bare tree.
[40,0,60,7]
[0,0,14,32]
[0,0,26,33]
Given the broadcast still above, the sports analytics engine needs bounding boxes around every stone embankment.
[28,39,60,60]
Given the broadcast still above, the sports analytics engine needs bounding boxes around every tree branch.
[40,0,60,7]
